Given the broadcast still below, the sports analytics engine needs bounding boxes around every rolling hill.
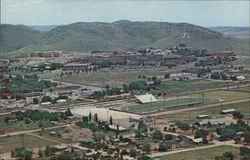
[0,21,249,57]
[209,26,250,39]
[0,24,43,54]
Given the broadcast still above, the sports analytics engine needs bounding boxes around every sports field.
[188,90,250,101]
[58,69,167,87]
[153,79,235,94]
[157,145,240,160]
[157,101,250,121]
[123,97,218,113]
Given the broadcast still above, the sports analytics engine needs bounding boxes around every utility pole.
[154,116,156,129]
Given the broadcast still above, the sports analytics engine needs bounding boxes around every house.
[0,129,6,135]
[56,99,67,104]
[236,75,245,81]
[160,140,176,149]
[63,63,92,71]
[54,145,67,151]
[197,115,209,119]
[85,151,98,157]
[41,102,53,107]
[214,135,226,141]
[49,131,58,136]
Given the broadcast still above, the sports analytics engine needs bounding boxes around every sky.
[1,0,249,27]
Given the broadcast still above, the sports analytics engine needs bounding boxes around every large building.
[63,63,92,71]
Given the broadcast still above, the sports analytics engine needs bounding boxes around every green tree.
[42,96,52,102]
[109,116,113,125]
[33,98,39,104]
[44,145,56,156]
[93,132,105,142]
[152,130,163,140]
[11,147,32,160]
[129,149,137,157]
[142,144,151,153]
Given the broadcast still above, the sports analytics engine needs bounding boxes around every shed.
[221,109,236,114]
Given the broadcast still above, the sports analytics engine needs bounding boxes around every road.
[0,124,71,138]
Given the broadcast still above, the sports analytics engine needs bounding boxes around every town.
[0,42,250,160]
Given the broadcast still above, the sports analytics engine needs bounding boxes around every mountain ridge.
[0,21,249,57]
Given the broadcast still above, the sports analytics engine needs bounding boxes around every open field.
[157,101,250,121]
[157,145,240,160]
[0,115,54,132]
[122,98,218,113]
[188,90,250,101]
[34,127,71,144]
[58,69,168,87]
[153,79,236,94]
[0,134,55,153]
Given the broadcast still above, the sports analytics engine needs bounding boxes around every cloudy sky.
[1,0,249,27]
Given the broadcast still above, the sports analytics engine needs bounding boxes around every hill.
[30,25,61,32]
[209,26,250,39]
[0,24,43,54]
[1,21,249,57]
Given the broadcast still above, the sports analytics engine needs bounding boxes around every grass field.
[158,101,250,121]
[157,145,240,160]
[188,90,250,101]
[153,80,235,94]
[0,115,54,132]
[0,134,55,153]
[123,98,218,113]
[34,127,71,144]
[58,69,168,87]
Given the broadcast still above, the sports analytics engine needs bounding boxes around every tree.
[158,143,167,152]
[240,147,250,155]
[138,121,148,133]
[65,108,73,117]
[152,130,163,140]
[137,155,151,160]
[222,152,234,160]
[233,111,244,119]
[176,121,190,130]
[42,96,52,102]
[4,116,10,123]
[109,116,113,125]
[38,149,43,157]
[129,149,137,157]
[164,134,173,140]
[89,112,92,121]
[93,113,98,122]
[33,98,39,104]
[142,144,151,153]
[244,131,250,144]
[164,73,170,79]
[194,129,209,138]
[44,145,56,156]
[93,132,105,142]
[11,147,33,160]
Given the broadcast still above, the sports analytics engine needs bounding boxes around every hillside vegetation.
[1,21,249,57]
[209,26,250,39]
[0,24,43,54]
